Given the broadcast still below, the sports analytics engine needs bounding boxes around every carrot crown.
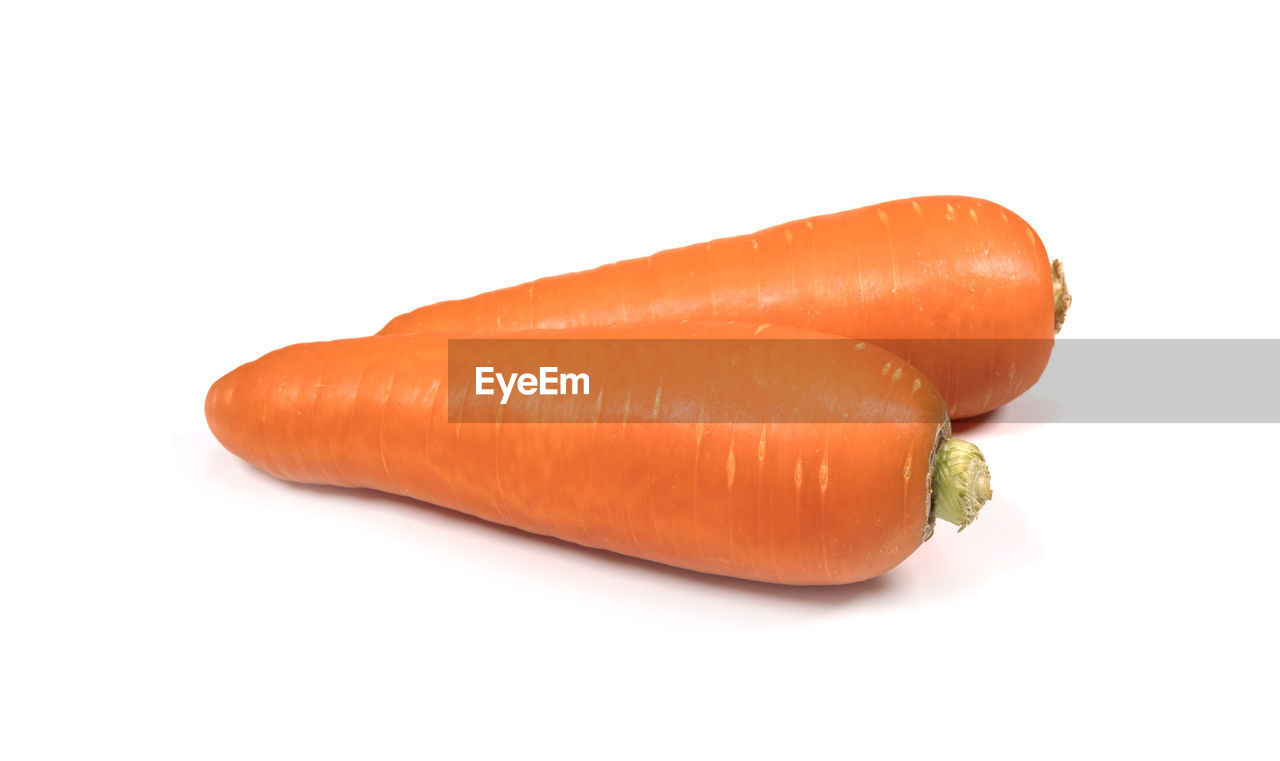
[931,438,993,531]
[1052,258,1071,334]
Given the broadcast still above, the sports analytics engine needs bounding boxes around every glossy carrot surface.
[381,196,1066,418]
[207,323,966,585]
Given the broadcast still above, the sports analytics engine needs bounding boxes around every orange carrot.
[380,196,1070,419]
[206,322,992,585]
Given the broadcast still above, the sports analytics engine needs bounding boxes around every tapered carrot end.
[1052,259,1071,334]
[204,371,235,451]
[930,438,993,531]
[205,362,258,464]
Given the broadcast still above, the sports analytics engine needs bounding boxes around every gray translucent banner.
[993,339,1280,423]
[446,339,1280,424]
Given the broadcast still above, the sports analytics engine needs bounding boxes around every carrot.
[206,322,992,585]
[379,195,1070,419]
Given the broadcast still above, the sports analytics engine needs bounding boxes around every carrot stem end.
[931,438,993,531]
[1052,258,1071,334]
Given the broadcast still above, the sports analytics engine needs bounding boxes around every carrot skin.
[207,323,949,585]
[380,196,1058,418]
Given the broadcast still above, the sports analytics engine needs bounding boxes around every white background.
[3,2,1277,758]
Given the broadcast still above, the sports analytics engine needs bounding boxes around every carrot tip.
[931,438,993,531]
[1052,259,1071,334]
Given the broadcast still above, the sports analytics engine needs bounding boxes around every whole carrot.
[206,322,992,585]
[380,196,1069,419]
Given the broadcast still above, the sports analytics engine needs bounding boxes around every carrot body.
[380,195,1063,419]
[206,323,955,585]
